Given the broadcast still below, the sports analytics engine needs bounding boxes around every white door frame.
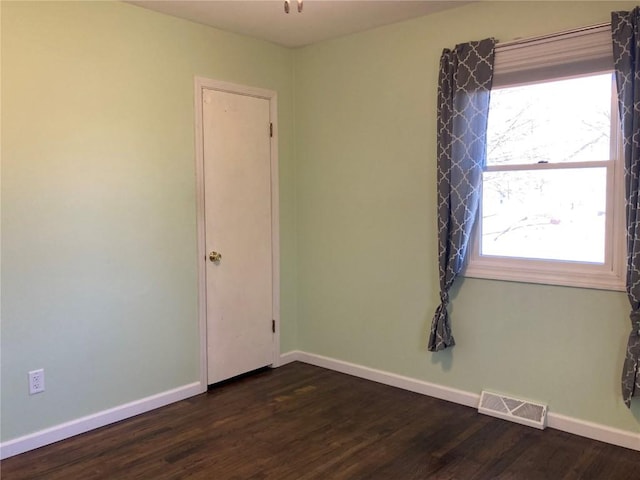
[194,76,280,392]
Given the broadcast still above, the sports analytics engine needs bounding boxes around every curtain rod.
[496,22,611,49]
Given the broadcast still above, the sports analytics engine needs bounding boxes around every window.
[464,26,625,290]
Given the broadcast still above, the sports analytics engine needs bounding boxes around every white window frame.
[464,25,626,291]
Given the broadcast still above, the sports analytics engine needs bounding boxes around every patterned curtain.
[428,39,496,352]
[612,8,640,408]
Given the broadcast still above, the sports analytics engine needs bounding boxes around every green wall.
[0,1,296,441]
[294,1,640,434]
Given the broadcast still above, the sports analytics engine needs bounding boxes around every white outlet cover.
[28,369,45,395]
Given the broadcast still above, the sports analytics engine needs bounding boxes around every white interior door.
[203,88,273,385]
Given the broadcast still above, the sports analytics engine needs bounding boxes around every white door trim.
[194,77,280,392]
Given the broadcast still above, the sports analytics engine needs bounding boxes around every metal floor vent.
[478,391,548,430]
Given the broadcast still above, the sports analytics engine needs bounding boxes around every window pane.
[481,168,607,263]
[486,74,612,166]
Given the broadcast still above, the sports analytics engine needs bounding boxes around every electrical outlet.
[28,369,45,395]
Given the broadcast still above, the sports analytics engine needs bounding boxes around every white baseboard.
[547,412,640,451]
[282,350,640,452]
[0,382,203,460]
[278,350,302,367]
[287,350,478,408]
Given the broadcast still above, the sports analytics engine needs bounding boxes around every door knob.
[209,251,222,263]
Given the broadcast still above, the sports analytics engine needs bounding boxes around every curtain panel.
[612,8,640,408]
[429,39,496,352]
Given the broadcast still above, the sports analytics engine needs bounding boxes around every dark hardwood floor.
[1,362,638,479]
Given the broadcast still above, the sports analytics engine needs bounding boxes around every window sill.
[463,257,625,291]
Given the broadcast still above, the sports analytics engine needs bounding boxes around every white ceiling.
[129,1,470,48]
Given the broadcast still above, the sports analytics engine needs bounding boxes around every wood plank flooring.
[1,362,638,479]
